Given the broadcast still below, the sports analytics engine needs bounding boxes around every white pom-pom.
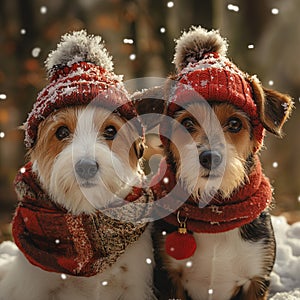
[45,30,113,76]
[173,26,228,71]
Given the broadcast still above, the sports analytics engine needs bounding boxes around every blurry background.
[1,0,300,240]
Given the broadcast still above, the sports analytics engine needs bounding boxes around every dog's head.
[161,26,293,201]
[24,31,144,215]
[28,105,144,215]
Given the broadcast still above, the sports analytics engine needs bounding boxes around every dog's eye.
[55,126,70,140]
[227,117,242,133]
[103,125,117,140]
[181,118,195,132]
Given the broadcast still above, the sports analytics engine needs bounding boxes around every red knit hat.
[24,30,139,148]
[164,26,264,150]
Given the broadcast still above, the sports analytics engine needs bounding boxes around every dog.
[150,26,293,300]
[0,31,155,300]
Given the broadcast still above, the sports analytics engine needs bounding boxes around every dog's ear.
[250,78,294,137]
[133,138,145,159]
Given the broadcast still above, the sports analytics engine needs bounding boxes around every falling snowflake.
[271,8,279,15]
[32,47,41,58]
[248,44,254,49]
[123,38,134,44]
[145,258,152,264]
[186,261,193,268]
[163,177,169,184]
[40,6,47,14]
[0,132,5,139]
[272,162,278,168]
[227,4,239,12]
[129,53,136,61]
[167,1,174,8]
[160,27,166,33]
[268,80,274,86]
[208,288,214,295]
[20,28,26,35]
[101,281,108,286]
[60,273,67,280]
[0,94,6,100]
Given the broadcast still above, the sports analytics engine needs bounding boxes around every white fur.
[0,228,155,300]
[166,229,270,300]
[0,107,155,299]
[36,108,139,215]
[173,106,246,202]
[178,142,246,202]
[45,30,114,76]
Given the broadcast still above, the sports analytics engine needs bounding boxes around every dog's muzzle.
[75,158,99,180]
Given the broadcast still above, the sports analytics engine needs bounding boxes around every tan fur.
[30,106,140,175]
[168,102,254,200]
[29,106,143,215]
[240,276,270,300]
[29,107,79,186]
[30,106,141,181]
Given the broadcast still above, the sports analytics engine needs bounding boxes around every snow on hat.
[24,30,139,148]
[164,26,264,150]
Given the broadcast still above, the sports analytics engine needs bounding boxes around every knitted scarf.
[12,162,153,277]
[151,157,272,233]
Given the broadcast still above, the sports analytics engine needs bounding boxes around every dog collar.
[12,162,152,277]
[151,156,272,234]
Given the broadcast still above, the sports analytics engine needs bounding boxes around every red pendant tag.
[165,225,197,260]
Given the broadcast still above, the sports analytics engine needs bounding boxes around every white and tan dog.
[0,31,155,300]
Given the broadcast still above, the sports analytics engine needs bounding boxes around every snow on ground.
[0,216,299,299]
[270,289,300,300]
[269,216,300,299]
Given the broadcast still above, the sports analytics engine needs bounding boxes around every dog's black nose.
[75,158,99,180]
[199,150,222,170]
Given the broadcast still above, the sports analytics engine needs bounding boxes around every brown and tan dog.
[149,26,293,300]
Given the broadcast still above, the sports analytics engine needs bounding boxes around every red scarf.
[151,157,272,233]
[13,163,152,277]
